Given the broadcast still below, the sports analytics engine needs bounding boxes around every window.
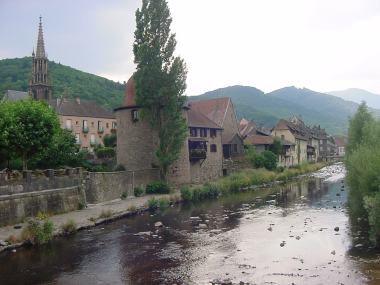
[210,129,217,138]
[106,123,109,128]
[90,134,96,145]
[91,121,94,127]
[281,135,285,140]
[65,119,72,130]
[76,121,79,125]
[75,133,80,144]
[200,128,207,137]
[132,109,139,122]
[190,128,197,137]
[112,122,117,129]
[98,121,103,132]
[233,144,238,153]
[210,144,217,152]
[83,120,88,132]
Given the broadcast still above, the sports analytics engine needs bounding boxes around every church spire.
[36,16,46,58]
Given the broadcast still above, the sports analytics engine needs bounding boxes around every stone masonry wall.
[85,169,160,204]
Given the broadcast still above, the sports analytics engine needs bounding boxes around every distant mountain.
[328,88,380,110]
[0,57,124,109]
[191,86,380,135]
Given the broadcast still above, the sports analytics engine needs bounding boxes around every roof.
[123,76,137,108]
[3,90,29,101]
[239,118,257,138]
[187,108,222,129]
[334,137,346,147]
[190,97,231,127]
[273,119,309,141]
[245,134,295,146]
[49,98,115,119]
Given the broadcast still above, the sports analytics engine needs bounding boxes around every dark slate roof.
[3,90,29,101]
[187,108,222,129]
[189,97,231,127]
[48,98,115,119]
[245,134,295,146]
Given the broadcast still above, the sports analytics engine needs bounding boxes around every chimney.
[76,97,81,104]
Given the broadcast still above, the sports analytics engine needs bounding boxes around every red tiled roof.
[239,118,257,137]
[187,108,222,129]
[123,76,137,107]
[245,135,274,145]
[334,137,346,147]
[190,97,231,127]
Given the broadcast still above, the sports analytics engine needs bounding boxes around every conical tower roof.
[36,16,46,58]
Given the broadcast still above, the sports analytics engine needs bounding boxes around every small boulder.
[280,241,286,247]
[199,223,208,229]
[331,250,336,255]
[334,227,339,232]
[0,240,7,246]
[296,236,301,240]
[154,221,164,227]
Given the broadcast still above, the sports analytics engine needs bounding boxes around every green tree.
[2,100,59,169]
[346,102,373,156]
[103,133,117,147]
[31,129,82,169]
[270,137,282,156]
[133,0,188,179]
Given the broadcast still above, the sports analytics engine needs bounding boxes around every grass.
[181,162,326,203]
[99,209,113,219]
[21,219,54,245]
[60,219,77,235]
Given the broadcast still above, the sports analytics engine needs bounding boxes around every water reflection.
[0,174,379,284]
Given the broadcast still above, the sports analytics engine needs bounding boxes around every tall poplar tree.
[133,0,188,179]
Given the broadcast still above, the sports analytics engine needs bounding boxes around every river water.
[1,164,380,285]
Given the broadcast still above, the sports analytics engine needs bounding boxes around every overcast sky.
[1,0,380,95]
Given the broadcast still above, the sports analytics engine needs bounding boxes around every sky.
[1,0,380,96]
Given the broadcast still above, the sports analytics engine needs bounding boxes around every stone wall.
[85,169,160,204]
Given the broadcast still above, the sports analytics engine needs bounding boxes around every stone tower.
[29,16,52,101]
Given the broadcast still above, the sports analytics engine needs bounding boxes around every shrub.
[253,154,266,168]
[78,201,85,210]
[6,235,20,245]
[114,164,126,171]
[103,133,117,147]
[60,219,77,235]
[159,198,170,210]
[134,186,144,197]
[95,147,116,159]
[21,219,54,245]
[99,209,113,219]
[121,192,128,200]
[148,197,159,210]
[262,151,278,170]
[146,181,170,194]
[180,186,193,202]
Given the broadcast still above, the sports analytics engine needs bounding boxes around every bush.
[95,147,115,159]
[60,219,77,235]
[180,186,193,202]
[134,186,144,197]
[262,151,278,170]
[99,209,113,219]
[21,219,54,245]
[78,201,85,210]
[114,164,126,171]
[148,197,159,210]
[121,192,128,200]
[103,133,117,147]
[146,181,170,194]
[159,198,170,210]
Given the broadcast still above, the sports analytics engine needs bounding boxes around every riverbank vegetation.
[346,102,380,244]
[180,162,325,202]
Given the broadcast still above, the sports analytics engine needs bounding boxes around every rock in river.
[154,221,164,227]
[334,227,339,232]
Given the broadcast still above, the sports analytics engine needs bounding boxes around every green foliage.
[158,198,170,210]
[121,192,128,200]
[180,186,193,202]
[148,197,159,210]
[113,164,126,171]
[270,137,282,156]
[95,146,115,159]
[244,144,256,165]
[146,181,170,194]
[253,151,277,170]
[0,57,124,109]
[103,133,117,147]
[346,103,380,245]
[78,201,85,210]
[0,99,60,169]
[133,0,188,178]
[21,218,54,245]
[60,219,77,235]
[134,186,144,197]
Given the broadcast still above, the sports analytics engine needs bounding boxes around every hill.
[328,88,380,110]
[191,85,380,135]
[0,57,124,109]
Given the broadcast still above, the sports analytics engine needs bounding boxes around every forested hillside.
[191,85,380,135]
[0,57,124,109]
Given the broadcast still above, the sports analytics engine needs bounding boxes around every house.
[189,97,244,159]
[240,119,296,167]
[334,136,346,157]
[49,98,116,150]
[3,17,117,151]
[115,76,224,185]
[271,119,309,165]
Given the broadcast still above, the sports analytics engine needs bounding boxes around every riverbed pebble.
[334,227,340,232]
[154,221,163,227]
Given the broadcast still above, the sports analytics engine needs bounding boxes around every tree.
[270,137,282,156]
[133,0,188,179]
[346,102,373,156]
[2,100,59,169]
[103,133,117,147]
[31,129,82,169]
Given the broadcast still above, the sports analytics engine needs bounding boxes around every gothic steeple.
[29,16,52,101]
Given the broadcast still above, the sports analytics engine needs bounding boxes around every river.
[1,163,380,285]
